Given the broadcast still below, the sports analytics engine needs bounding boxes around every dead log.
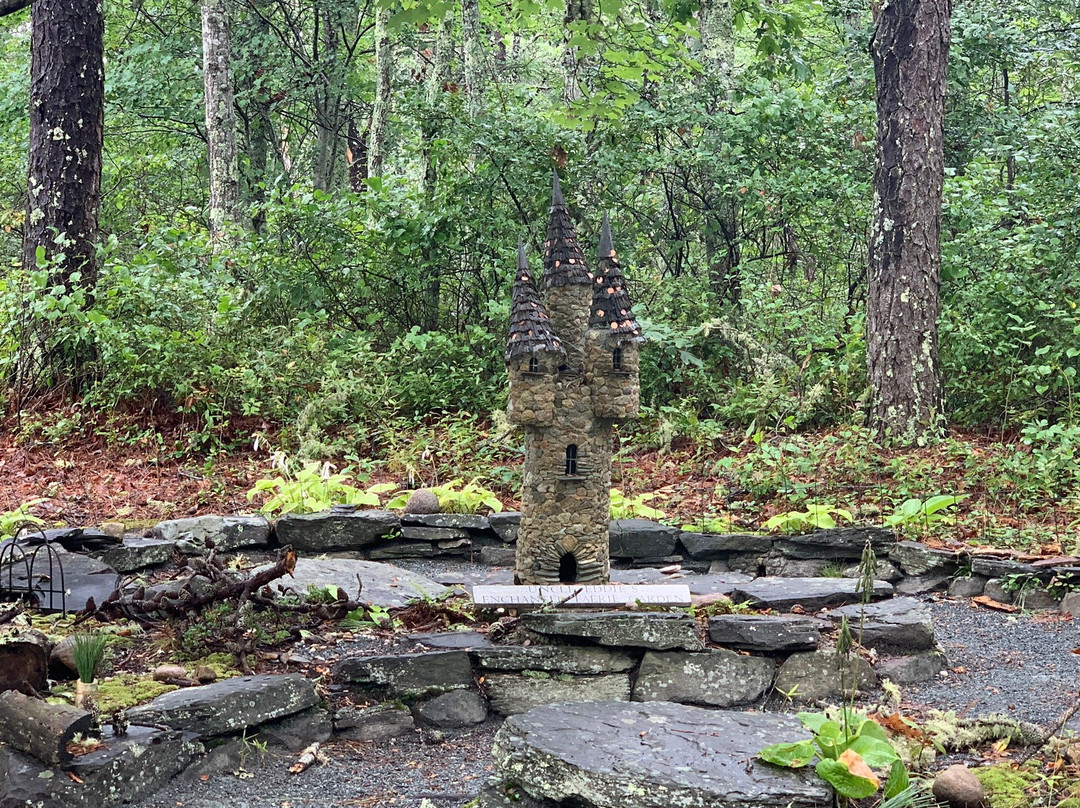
[0,690,94,766]
[0,629,50,694]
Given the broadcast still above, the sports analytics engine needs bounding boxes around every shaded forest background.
[0,0,1079,525]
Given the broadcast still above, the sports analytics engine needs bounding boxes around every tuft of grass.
[71,633,109,684]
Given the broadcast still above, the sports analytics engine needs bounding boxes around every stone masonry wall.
[586,332,639,421]
[507,359,556,427]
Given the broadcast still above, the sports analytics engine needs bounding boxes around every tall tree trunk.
[367,4,390,178]
[562,0,590,103]
[462,0,483,117]
[201,0,240,237]
[23,0,104,289]
[313,4,347,191]
[237,0,274,233]
[346,118,367,193]
[867,0,952,444]
[421,13,453,331]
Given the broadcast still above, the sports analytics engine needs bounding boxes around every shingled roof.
[542,171,592,288]
[506,239,566,364]
[589,213,643,342]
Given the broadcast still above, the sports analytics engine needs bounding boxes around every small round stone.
[932,764,985,808]
[404,489,441,514]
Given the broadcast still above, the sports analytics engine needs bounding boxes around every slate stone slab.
[402,513,491,530]
[401,526,471,541]
[408,631,493,650]
[485,672,631,716]
[488,701,832,808]
[633,649,775,707]
[1,548,120,613]
[480,546,517,566]
[522,612,704,651]
[889,542,962,576]
[473,583,690,608]
[895,573,952,595]
[257,706,333,752]
[678,532,774,560]
[415,690,488,728]
[708,615,822,652]
[730,577,893,611]
[826,597,936,651]
[153,515,270,552]
[368,541,441,559]
[275,510,399,552]
[27,527,120,551]
[609,519,679,559]
[0,725,201,808]
[774,526,895,560]
[333,650,474,696]
[472,645,636,674]
[684,572,754,596]
[333,704,415,741]
[267,557,447,608]
[125,673,318,737]
[948,576,987,598]
[774,650,879,701]
[971,557,1047,580]
[875,652,947,685]
[489,512,522,543]
[94,537,175,573]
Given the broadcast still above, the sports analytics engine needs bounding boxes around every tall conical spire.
[506,238,566,363]
[543,170,591,288]
[590,213,642,341]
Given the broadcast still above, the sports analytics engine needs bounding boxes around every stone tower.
[507,174,642,586]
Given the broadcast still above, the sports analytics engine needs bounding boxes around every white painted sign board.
[471,583,691,608]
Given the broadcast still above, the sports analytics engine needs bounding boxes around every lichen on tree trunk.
[201,0,240,238]
[367,5,391,179]
[867,0,952,445]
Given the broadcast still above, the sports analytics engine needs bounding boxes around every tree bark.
[462,0,483,117]
[0,690,93,766]
[23,0,104,290]
[867,0,952,444]
[201,0,240,237]
[367,4,390,178]
[420,13,453,332]
[562,0,590,103]
[0,0,30,17]
[312,4,347,191]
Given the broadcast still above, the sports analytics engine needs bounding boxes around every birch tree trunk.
[462,0,483,117]
[201,0,240,237]
[866,0,952,444]
[421,14,453,331]
[367,5,391,179]
[562,0,590,104]
[23,0,104,289]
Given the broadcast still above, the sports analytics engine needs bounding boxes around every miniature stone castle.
[505,173,643,585]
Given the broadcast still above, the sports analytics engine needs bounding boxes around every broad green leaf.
[815,758,879,799]
[883,760,910,800]
[759,740,816,768]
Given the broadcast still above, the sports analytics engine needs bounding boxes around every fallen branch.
[289,741,322,774]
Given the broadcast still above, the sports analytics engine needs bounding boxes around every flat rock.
[0,725,200,808]
[153,514,270,552]
[94,537,175,573]
[895,572,952,595]
[473,583,690,608]
[333,650,474,697]
[774,650,878,701]
[875,652,948,685]
[708,615,822,652]
[401,525,471,540]
[407,631,493,650]
[402,513,491,530]
[125,673,318,737]
[948,576,987,598]
[368,541,441,559]
[889,542,962,576]
[22,527,120,551]
[334,703,415,741]
[825,597,935,651]
[633,649,775,707]
[480,546,517,566]
[1,548,119,612]
[488,701,832,808]
[684,572,754,596]
[773,526,895,560]
[257,706,333,752]
[267,557,447,608]
[731,577,893,611]
[473,645,635,674]
[678,532,774,560]
[275,510,399,552]
[609,519,679,559]
[521,611,704,651]
[485,672,631,716]
[415,690,488,728]
[488,512,521,543]
[970,557,1045,580]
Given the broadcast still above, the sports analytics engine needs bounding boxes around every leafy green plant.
[386,478,502,514]
[341,603,394,629]
[763,504,853,533]
[680,516,735,533]
[819,561,846,578]
[0,500,48,541]
[71,633,109,684]
[759,709,904,799]
[246,461,398,515]
[884,495,968,528]
[609,489,666,520]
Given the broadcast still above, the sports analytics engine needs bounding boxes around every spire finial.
[551,170,565,209]
[597,211,613,258]
[517,237,528,271]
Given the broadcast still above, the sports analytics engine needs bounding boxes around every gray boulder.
[632,649,775,707]
[125,674,318,737]
[522,611,704,651]
[708,615,822,652]
[948,576,987,598]
[488,512,522,543]
[932,765,985,808]
[774,650,878,701]
[94,537,175,573]
[731,577,893,612]
[256,706,333,752]
[275,509,399,552]
[333,704,415,741]
[889,541,962,576]
[333,650,474,697]
[415,690,488,728]
[875,652,948,685]
[486,701,832,808]
[609,519,679,559]
[826,597,936,651]
[153,515,270,553]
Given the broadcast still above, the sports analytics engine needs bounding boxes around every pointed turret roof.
[506,239,566,363]
[543,171,592,288]
[589,213,643,342]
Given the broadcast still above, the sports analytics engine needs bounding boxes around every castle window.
[564,444,579,476]
[528,356,540,373]
[612,347,623,371]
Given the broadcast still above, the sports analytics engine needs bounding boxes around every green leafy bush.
[247,461,397,515]
[386,479,503,514]
[609,489,666,520]
[763,504,853,533]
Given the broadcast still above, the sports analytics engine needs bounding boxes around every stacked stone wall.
[586,333,640,420]
[507,363,556,427]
